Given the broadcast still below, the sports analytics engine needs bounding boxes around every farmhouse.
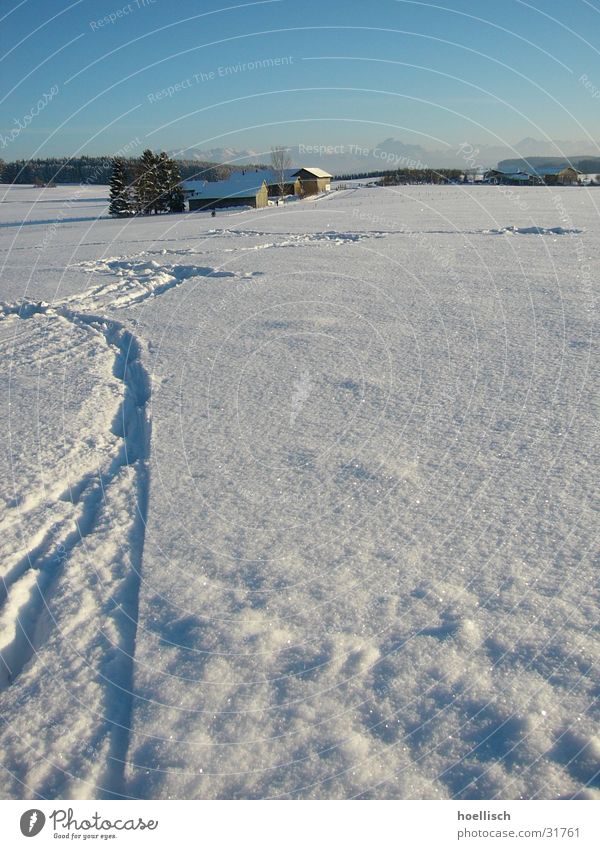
[264,167,333,196]
[231,166,333,197]
[292,167,332,195]
[531,165,582,185]
[183,165,333,210]
[484,165,582,187]
[484,169,541,185]
[263,169,302,198]
[184,171,269,210]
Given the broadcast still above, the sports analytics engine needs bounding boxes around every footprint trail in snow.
[0,260,247,798]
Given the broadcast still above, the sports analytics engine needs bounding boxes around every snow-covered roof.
[182,167,334,198]
[486,169,531,181]
[259,168,298,183]
[182,171,268,199]
[182,168,303,199]
[292,167,333,179]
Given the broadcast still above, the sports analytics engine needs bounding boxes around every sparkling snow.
[0,182,599,800]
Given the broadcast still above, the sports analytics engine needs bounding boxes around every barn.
[532,165,582,185]
[265,167,333,197]
[485,165,582,187]
[263,169,302,198]
[483,169,535,185]
[184,172,269,210]
[182,165,333,210]
[292,167,332,195]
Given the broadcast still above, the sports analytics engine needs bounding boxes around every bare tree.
[270,146,292,202]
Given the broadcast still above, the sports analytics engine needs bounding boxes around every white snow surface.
[0,182,599,800]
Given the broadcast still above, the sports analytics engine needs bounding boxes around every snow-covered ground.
[0,182,599,800]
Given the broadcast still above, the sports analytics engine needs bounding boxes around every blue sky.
[2,0,600,162]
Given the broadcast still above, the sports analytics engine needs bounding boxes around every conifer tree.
[155,152,172,214]
[166,156,185,213]
[154,152,185,213]
[108,158,132,217]
[134,149,160,214]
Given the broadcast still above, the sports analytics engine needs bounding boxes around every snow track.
[71,257,253,312]
[2,185,599,801]
[0,259,229,797]
[0,236,373,798]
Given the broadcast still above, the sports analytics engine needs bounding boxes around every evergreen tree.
[166,156,185,213]
[134,149,160,214]
[108,158,132,217]
[155,152,172,214]
[153,152,185,213]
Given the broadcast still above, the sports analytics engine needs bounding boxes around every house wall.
[294,169,332,196]
[557,168,579,185]
[256,183,268,206]
[267,179,301,197]
[189,196,256,210]
[188,184,268,210]
[299,177,330,195]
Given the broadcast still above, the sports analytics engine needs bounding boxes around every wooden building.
[533,166,581,186]
[184,173,269,210]
[262,168,302,197]
[485,165,582,187]
[182,165,333,210]
[483,169,540,185]
[292,167,332,195]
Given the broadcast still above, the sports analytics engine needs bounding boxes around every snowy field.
[0,182,599,800]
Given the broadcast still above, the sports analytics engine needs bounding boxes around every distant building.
[484,165,582,187]
[484,169,536,185]
[530,165,582,185]
[463,169,486,183]
[291,167,332,195]
[261,166,332,196]
[263,168,302,197]
[184,171,269,210]
[183,166,333,210]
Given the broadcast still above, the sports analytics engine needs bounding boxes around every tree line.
[334,168,464,183]
[0,155,237,186]
[379,168,463,185]
[109,150,188,216]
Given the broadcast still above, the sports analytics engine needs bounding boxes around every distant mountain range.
[172,138,600,175]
